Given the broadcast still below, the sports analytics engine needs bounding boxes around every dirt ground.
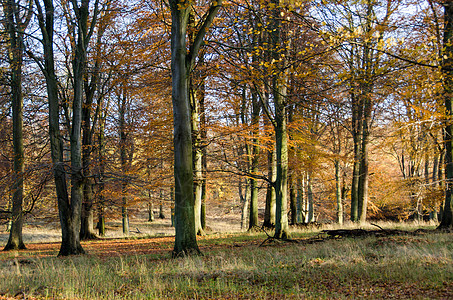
[0,207,244,252]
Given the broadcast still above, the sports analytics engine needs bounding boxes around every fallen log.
[321,224,430,238]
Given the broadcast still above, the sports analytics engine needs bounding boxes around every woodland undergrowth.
[0,223,451,299]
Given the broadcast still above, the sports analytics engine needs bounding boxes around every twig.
[370,223,387,232]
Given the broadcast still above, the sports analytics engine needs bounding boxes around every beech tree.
[33,0,100,255]
[169,0,223,256]
[440,1,453,229]
[1,0,32,250]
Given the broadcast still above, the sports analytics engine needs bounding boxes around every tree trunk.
[289,176,297,225]
[159,204,165,219]
[239,177,249,230]
[190,84,205,236]
[80,44,103,240]
[119,89,129,235]
[358,111,370,223]
[200,78,208,230]
[248,91,260,231]
[35,0,87,256]
[269,0,290,240]
[148,203,154,222]
[350,89,361,222]
[440,2,453,229]
[432,153,439,222]
[170,0,222,256]
[263,147,276,228]
[296,177,304,223]
[307,174,315,223]
[159,190,165,219]
[80,103,95,240]
[3,0,28,250]
[274,102,290,239]
[171,188,175,227]
[170,4,198,255]
[97,106,107,236]
[335,160,344,225]
[80,117,96,239]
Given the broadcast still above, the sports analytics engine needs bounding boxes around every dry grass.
[0,221,451,299]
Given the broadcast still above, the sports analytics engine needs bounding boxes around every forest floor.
[0,219,452,299]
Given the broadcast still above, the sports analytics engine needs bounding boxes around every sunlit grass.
[0,224,451,299]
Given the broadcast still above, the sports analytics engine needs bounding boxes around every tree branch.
[187,0,223,71]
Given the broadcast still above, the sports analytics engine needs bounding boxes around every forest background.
[0,0,452,256]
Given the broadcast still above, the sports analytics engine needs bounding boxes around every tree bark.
[248,91,260,230]
[351,90,361,222]
[440,2,453,229]
[2,0,31,251]
[200,74,207,230]
[335,160,344,225]
[170,3,197,256]
[289,174,297,225]
[35,0,86,256]
[170,0,222,257]
[358,95,370,223]
[80,27,105,240]
[97,101,107,236]
[239,177,249,230]
[190,83,205,236]
[118,88,129,235]
[263,147,276,228]
[296,177,304,223]
[148,200,154,222]
[271,0,290,239]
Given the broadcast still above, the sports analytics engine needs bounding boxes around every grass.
[0,223,451,299]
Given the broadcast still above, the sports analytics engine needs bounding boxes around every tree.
[1,0,32,250]
[169,0,223,257]
[80,2,115,239]
[33,0,100,255]
[269,0,290,239]
[440,0,453,229]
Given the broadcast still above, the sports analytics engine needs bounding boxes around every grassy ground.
[0,224,452,299]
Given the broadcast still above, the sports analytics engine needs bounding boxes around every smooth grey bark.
[170,2,197,254]
[170,0,222,257]
[80,23,106,240]
[358,93,371,223]
[307,174,315,223]
[81,99,96,239]
[350,87,361,222]
[189,13,206,236]
[67,0,98,252]
[170,188,175,227]
[440,2,453,229]
[34,0,95,256]
[335,160,344,225]
[148,200,154,222]
[247,26,261,230]
[119,88,129,235]
[159,190,165,219]
[289,175,297,225]
[263,147,276,228]
[288,106,296,225]
[239,177,249,230]
[271,0,290,239]
[159,205,165,219]
[97,98,107,236]
[248,91,260,231]
[200,89,207,230]
[190,83,205,236]
[349,0,377,224]
[431,152,439,222]
[296,177,304,223]
[2,0,32,251]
